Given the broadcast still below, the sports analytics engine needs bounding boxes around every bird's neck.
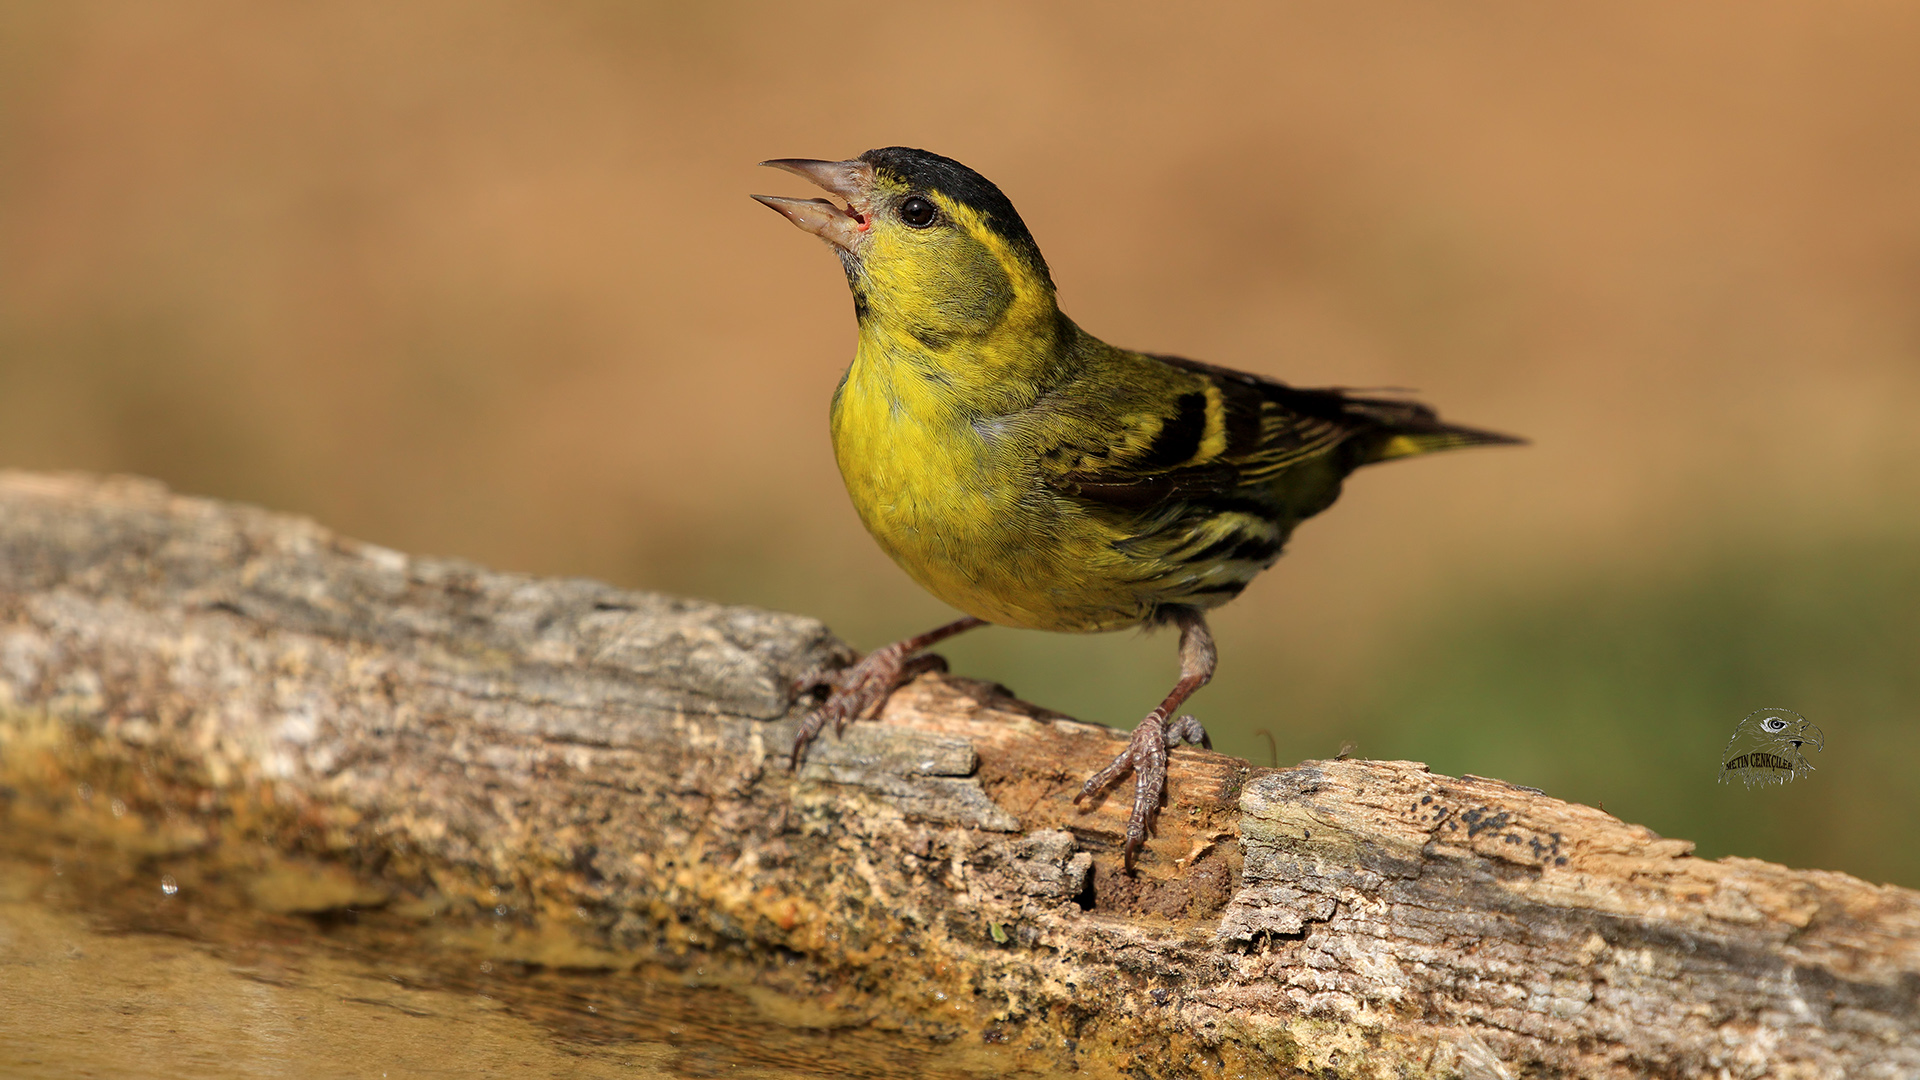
[851,301,1080,419]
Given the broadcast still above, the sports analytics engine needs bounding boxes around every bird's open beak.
[752,158,876,253]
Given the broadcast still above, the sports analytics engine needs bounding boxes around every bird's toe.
[1165,714,1210,750]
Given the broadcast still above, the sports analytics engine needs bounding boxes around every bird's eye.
[899,196,937,228]
[1763,718,1788,732]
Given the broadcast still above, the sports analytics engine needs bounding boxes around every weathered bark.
[0,470,1914,1079]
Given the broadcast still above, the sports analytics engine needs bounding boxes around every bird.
[752,147,1520,868]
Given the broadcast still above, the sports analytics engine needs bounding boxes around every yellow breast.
[829,341,1146,634]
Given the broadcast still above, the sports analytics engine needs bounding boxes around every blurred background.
[2,2,1915,887]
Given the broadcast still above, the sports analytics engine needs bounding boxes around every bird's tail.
[1337,394,1526,464]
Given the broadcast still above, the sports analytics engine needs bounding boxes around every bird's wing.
[1038,353,1359,510]
[1039,352,1519,511]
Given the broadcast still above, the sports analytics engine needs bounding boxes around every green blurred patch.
[1312,532,1920,889]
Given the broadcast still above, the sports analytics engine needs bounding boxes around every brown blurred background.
[3,2,1916,885]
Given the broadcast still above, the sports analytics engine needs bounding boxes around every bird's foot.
[787,648,949,768]
[1073,713,1211,869]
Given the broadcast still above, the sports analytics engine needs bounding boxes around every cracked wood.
[1,471,1916,1080]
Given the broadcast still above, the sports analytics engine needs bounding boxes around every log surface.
[1,471,1915,1079]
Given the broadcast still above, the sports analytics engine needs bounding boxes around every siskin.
[754,147,1520,867]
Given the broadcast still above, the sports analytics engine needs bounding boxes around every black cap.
[859,147,1050,284]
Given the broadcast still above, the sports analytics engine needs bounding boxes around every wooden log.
[0,470,1914,1079]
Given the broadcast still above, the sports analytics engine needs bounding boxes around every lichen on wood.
[1,471,1916,1079]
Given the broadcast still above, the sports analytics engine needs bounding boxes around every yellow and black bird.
[754,147,1519,867]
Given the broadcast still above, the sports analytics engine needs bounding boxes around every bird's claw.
[1163,714,1211,751]
[789,664,845,699]
[1073,712,1211,869]
[787,648,949,768]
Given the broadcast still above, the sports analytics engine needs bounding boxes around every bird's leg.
[788,615,988,768]
[1074,608,1215,869]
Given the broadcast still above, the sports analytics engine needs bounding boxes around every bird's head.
[753,147,1058,350]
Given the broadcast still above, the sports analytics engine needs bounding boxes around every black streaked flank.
[1137,392,1210,470]
[860,147,1052,285]
[1181,529,1284,567]
[1227,534,1284,563]
[1185,531,1247,564]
